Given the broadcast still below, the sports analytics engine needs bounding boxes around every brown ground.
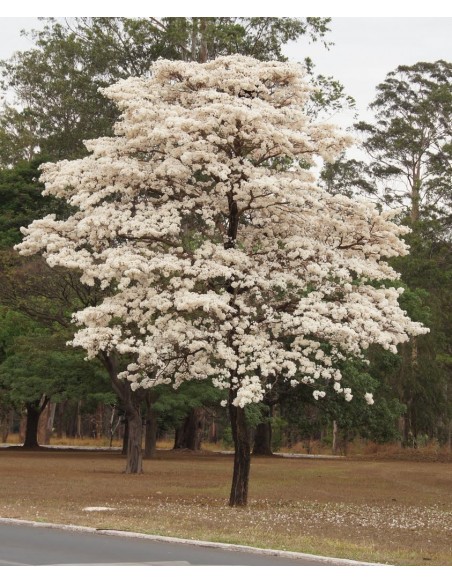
[0,448,451,565]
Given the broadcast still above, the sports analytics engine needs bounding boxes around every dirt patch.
[0,448,451,565]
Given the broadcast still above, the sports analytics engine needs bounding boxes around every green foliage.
[0,159,43,248]
[326,360,404,444]
[355,60,452,222]
[0,158,72,248]
[152,379,221,432]
[270,415,287,452]
[0,321,113,409]
[319,62,452,445]
[320,155,377,201]
[0,22,118,163]
[303,59,356,120]
[279,356,406,446]
[244,402,268,429]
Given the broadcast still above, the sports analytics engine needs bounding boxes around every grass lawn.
[0,447,451,565]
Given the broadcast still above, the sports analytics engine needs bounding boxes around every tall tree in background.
[355,60,452,224]
[356,61,452,445]
[322,60,452,444]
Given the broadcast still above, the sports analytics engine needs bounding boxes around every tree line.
[0,18,450,506]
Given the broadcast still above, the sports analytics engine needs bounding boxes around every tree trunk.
[252,421,273,455]
[173,408,204,451]
[23,396,49,449]
[121,415,129,455]
[99,352,146,473]
[144,392,158,459]
[342,430,350,456]
[0,409,13,443]
[191,18,198,60]
[125,409,143,474]
[410,169,421,223]
[199,18,208,63]
[55,401,65,438]
[76,400,82,438]
[332,420,338,455]
[229,400,251,507]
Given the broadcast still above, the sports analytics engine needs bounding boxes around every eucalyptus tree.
[355,60,452,224]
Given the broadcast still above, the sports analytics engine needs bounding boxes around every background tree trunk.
[23,396,49,448]
[121,415,129,455]
[252,421,273,455]
[55,401,65,438]
[125,409,143,474]
[0,409,13,443]
[332,420,338,455]
[173,408,204,450]
[144,392,158,459]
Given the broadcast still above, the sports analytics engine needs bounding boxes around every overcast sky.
[0,16,451,131]
[285,17,452,128]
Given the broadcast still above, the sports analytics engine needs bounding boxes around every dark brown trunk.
[144,392,158,459]
[229,399,251,507]
[23,406,40,448]
[23,397,49,449]
[223,147,250,506]
[252,421,273,456]
[173,408,204,450]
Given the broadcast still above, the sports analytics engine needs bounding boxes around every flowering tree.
[17,56,427,505]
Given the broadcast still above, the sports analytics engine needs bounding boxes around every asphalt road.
[0,522,342,566]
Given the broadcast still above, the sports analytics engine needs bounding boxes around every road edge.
[0,517,382,566]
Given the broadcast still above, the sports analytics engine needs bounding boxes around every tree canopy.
[355,60,452,224]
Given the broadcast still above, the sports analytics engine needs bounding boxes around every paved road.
[0,521,351,566]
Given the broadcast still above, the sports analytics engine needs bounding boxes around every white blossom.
[364,392,375,405]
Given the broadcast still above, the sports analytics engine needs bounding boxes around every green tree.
[0,158,69,248]
[322,61,452,445]
[0,322,113,448]
[355,60,452,223]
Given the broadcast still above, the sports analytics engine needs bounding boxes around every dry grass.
[0,447,451,566]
